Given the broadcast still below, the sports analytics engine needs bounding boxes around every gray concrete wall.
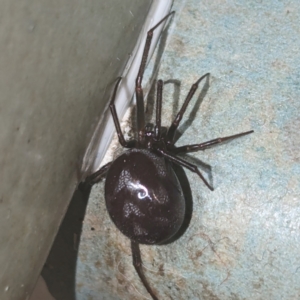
[0,1,151,299]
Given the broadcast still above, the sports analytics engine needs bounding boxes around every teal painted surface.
[77,1,300,299]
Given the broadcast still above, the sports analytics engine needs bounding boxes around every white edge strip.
[86,0,173,174]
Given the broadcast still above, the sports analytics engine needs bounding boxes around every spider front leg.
[109,77,136,148]
[135,11,174,144]
[166,73,210,144]
[155,79,163,139]
[84,162,112,185]
[174,130,254,154]
[157,149,214,191]
[86,75,137,185]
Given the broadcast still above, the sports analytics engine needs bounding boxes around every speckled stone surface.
[77,1,300,299]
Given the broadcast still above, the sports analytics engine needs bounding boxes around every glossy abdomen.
[105,149,185,244]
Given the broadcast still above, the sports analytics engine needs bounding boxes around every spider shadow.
[41,183,92,300]
[143,12,175,122]
[175,73,211,143]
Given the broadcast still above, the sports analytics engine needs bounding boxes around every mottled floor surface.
[44,0,300,299]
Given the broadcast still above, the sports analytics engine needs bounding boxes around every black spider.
[86,11,253,300]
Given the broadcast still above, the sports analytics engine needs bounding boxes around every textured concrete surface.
[77,0,300,299]
[0,1,151,299]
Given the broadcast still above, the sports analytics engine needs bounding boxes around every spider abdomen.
[105,148,185,245]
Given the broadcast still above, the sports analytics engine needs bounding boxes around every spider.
[85,11,253,300]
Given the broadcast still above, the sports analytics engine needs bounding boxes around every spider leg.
[157,149,214,191]
[155,79,163,139]
[174,130,254,154]
[166,73,210,144]
[84,162,112,185]
[131,241,158,300]
[135,11,174,144]
[110,77,136,148]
